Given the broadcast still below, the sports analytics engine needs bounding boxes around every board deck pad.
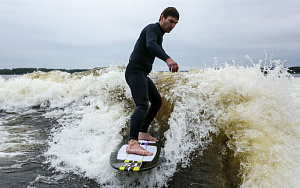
[110,140,162,171]
[117,145,157,162]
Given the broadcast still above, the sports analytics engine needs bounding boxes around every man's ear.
[159,14,164,21]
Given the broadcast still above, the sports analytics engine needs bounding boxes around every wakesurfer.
[125,7,180,156]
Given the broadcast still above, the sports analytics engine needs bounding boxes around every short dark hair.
[159,7,179,21]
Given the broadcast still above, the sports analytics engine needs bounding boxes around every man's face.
[159,15,178,33]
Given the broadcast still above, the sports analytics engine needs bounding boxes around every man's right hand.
[166,58,179,72]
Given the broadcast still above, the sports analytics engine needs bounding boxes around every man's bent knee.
[135,103,148,112]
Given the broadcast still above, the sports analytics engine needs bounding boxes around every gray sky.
[1,0,299,71]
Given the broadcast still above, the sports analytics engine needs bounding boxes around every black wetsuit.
[125,22,170,140]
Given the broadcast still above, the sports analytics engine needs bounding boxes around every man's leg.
[125,71,148,140]
[125,71,153,156]
[139,77,162,141]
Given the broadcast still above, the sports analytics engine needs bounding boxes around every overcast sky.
[1,0,299,71]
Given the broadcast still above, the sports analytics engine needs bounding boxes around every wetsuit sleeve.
[145,30,170,61]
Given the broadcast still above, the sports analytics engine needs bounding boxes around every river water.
[1,66,300,187]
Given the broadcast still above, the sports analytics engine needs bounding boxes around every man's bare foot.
[126,139,153,156]
[138,132,158,142]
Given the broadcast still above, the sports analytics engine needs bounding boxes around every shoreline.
[0,68,90,75]
[0,66,300,75]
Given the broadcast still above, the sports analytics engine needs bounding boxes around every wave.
[1,65,300,187]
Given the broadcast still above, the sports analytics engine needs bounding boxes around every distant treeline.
[287,66,300,74]
[0,67,299,75]
[261,66,300,74]
[0,68,90,75]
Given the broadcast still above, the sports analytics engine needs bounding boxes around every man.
[125,7,179,156]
